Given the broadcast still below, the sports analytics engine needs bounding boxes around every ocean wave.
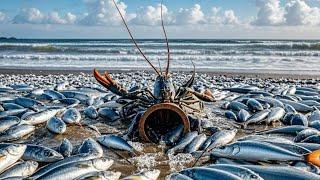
[0,41,320,50]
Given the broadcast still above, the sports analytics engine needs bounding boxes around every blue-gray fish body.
[0,124,35,142]
[0,144,26,173]
[163,124,184,146]
[166,131,198,155]
[0,116,20,132]
[61,108,81,124]
[291,113,308,126]
[22,144,63,162]
[37,158,113,180]
[97,135,134,153]
[84,106,98,119]
[242,165,320,180]
[237,109,250,122]
[184,134,207,153]
[58,138,73,157]
[14,97,44,110]
[266,107,285,124]
[98,108,120,122]
[247,98,263,111]
[279,99,313,113]
[181,167,242,180]
[46,117,66,134]
[0,160,38,179]
[211,140,303,162]
[2,103,24,111]
[21,108,63,125]
[31,153,99,179]
[78,138,103,157]
[208,164,263,180]
[225,111,237,121]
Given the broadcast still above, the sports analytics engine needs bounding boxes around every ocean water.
[0,39,319,72]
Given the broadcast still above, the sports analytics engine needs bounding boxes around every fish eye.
[250,175,258,179]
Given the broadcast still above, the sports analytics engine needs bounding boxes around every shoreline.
[0,67,319,79]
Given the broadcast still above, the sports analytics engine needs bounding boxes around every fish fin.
[305,149,320,167]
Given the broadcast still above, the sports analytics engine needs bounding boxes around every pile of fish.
[0,72,320,179]
[0,73,163,179]
[166,83,320,179]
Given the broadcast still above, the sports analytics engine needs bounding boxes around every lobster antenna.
[161,0,171,77]
[112,0,161,76]
[158,58,162,73]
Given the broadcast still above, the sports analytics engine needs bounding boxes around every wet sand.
[0,67,319,79]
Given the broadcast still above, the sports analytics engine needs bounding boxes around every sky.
[0,0,320,39]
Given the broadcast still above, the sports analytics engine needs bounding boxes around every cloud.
[253,0,285,26]
[130,4,173,26]
[207,8,240,25]
[80,0,134,26]
[13,8,76,24]
[285,0,320,26]
[253,0,320,26]
[223,10,239,25]
[13,8,45,24]
[0,12,6,23]
[175,4,205,25]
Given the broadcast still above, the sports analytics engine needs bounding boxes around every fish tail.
[305,149,320,167]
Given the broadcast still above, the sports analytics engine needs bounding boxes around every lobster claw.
[93,69,128,97]
[187,88,216,102]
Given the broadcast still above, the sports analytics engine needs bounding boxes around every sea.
[0,39,319,72]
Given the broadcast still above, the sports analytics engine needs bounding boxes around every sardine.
[0,144,26,173]
[37,158,113,180]
[46,117,66,134]
[58,138,73,157]
[78,138,103,157]
[97,135,134,153]
[0,160,38,179]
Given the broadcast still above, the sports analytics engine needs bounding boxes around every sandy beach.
[1,67,319,80]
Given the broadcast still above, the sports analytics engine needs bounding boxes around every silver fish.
[58,138,73,157]
[75,171,121,180]
[46,117,66,134]
[166,131,198,155]
[279,99,313,113]
[247,98,264,111]
[208,164,263,180]
[122,169,160,180]
[0,124,35,142]
[22,144,63,162]
[97,135,134,153]
[61,108,81,124]
[266,107,285,124]
[84,106,98,119]
[184,134,207,153]
[78,138,103,157]
[31,153,99,179]
[242,165,320,180]
[37,158,113,180]
[180,167,242,180]
[0,116,21,132]
[244,109,270,127]
[0,144,26,173]
[0,160,38,179]
[211,140,303,162]
[21,108,63,125]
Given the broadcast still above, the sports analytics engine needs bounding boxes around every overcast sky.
[0,0,320,39]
